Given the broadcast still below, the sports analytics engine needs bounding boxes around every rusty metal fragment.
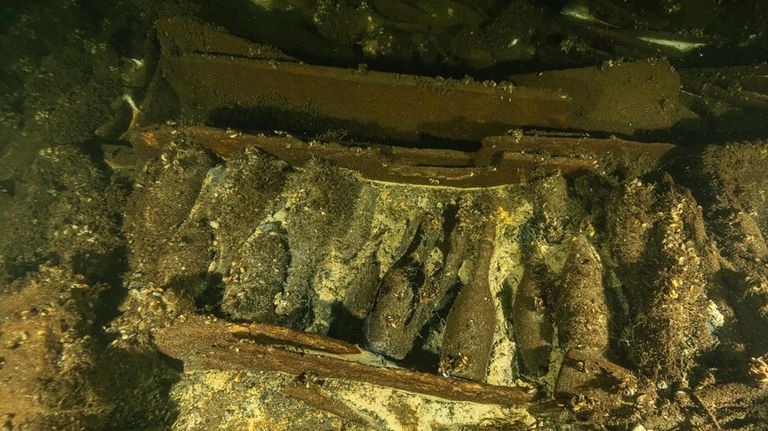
[153,316,538,406]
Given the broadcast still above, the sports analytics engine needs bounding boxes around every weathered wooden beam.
[162,54,572,143]
[153,316,538,406]
[507,59,699,135]
[152,19,698,141]
[155,18,572,143]
[228,322,360,355]
[128,125,673,187]
[479,134,676,165]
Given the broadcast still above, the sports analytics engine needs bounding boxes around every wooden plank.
[161,55,572,143]
[480,134,676,164]
[155,18,572,143]
[153,316,538,407]
[228,322,360,355]
[127,125,628,188]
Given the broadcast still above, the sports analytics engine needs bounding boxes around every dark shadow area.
[0,178,15,197]
[400,279,463,374]
[725,417,761,430]
[197,272,225,315]
[97,347,182,430]
[199,0,355,67]
[328,303,366,346]
[164,273,220,311]
[77,246,130,331]
[208,105,484,152]
[640,108,768,146]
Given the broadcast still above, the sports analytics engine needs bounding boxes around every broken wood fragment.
[127,125,674,188]
[479,135,676,168]
[155,18,298,62]
[154,316,538,406]
[228,322,361,355]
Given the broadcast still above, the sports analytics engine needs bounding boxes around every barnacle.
[749,355,768,385]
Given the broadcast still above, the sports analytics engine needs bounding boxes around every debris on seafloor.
[6,5,768,429]
[152,313,544,428]
[116,124,768,428]
[113,119,739,428]
[681,62,768,138]
[154,18,570,143]
[106,18,768,430]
